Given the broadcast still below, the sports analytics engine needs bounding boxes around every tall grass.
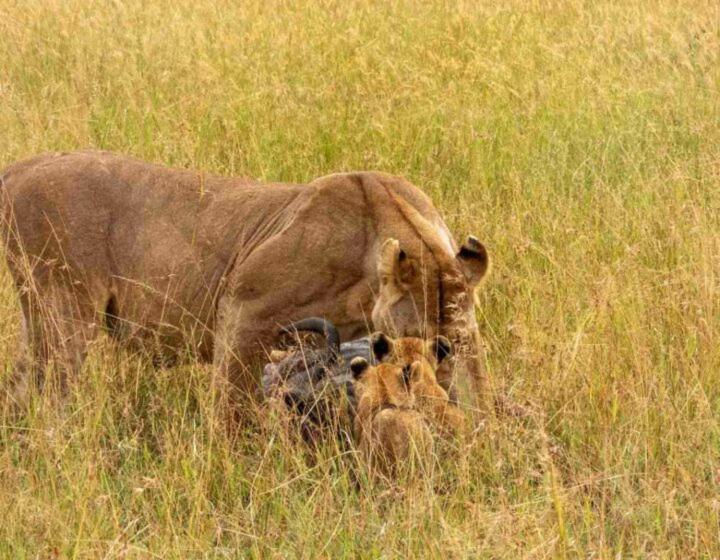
[1,0,719,556]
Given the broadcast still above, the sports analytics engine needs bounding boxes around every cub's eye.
[401,365,412,386]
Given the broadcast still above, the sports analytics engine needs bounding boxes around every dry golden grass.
[1,0,719,557]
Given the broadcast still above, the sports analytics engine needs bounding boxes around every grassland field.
[0,0,719,557]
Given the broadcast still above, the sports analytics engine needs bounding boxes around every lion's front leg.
[211,295,276,423]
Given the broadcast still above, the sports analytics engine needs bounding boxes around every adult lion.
[0,151,489,410]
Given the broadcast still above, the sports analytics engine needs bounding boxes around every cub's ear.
[429,335,452,364]
[456,235,489,287]
[370,332,394,361]
[350,357,370,379]
[378,238,418,289]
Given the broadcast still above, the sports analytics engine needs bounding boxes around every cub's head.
[369,331,452,371]
[353,334,465,436]
[371,236,489,338]
[349,358,415,414]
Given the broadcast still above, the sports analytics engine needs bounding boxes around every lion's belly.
[111,284,217,363]
[108,229,222,363]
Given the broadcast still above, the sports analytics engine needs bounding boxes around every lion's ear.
[370,332,394,361]
[350,357,370,379]
[378,238,418,290]
[456,235,489,287]
[429,335,452,364]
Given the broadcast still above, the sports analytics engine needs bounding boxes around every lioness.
[0,151,489,409]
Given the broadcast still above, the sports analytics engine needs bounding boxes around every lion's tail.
[279,317,341,360]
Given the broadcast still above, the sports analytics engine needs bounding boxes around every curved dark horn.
[279,317,341,358]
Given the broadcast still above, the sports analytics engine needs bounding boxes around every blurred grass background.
[0,0,719,557]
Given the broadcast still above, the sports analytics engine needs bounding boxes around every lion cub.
[369,333,466,436]
[349,358,432,477]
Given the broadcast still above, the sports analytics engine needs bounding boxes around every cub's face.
[351,360,415,415]
[368,332,452,372]
[351,333,465,438]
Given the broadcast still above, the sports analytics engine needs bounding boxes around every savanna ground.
[1,0,719,557]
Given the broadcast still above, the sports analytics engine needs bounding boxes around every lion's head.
[371,236,489,340]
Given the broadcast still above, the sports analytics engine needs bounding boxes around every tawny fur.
[408,360,466,436]
[352,361,432,478]
[0,150,489,409]
[371,333,466,435]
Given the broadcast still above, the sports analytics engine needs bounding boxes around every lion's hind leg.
[4,307,36,409]
[4,282,101,409]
